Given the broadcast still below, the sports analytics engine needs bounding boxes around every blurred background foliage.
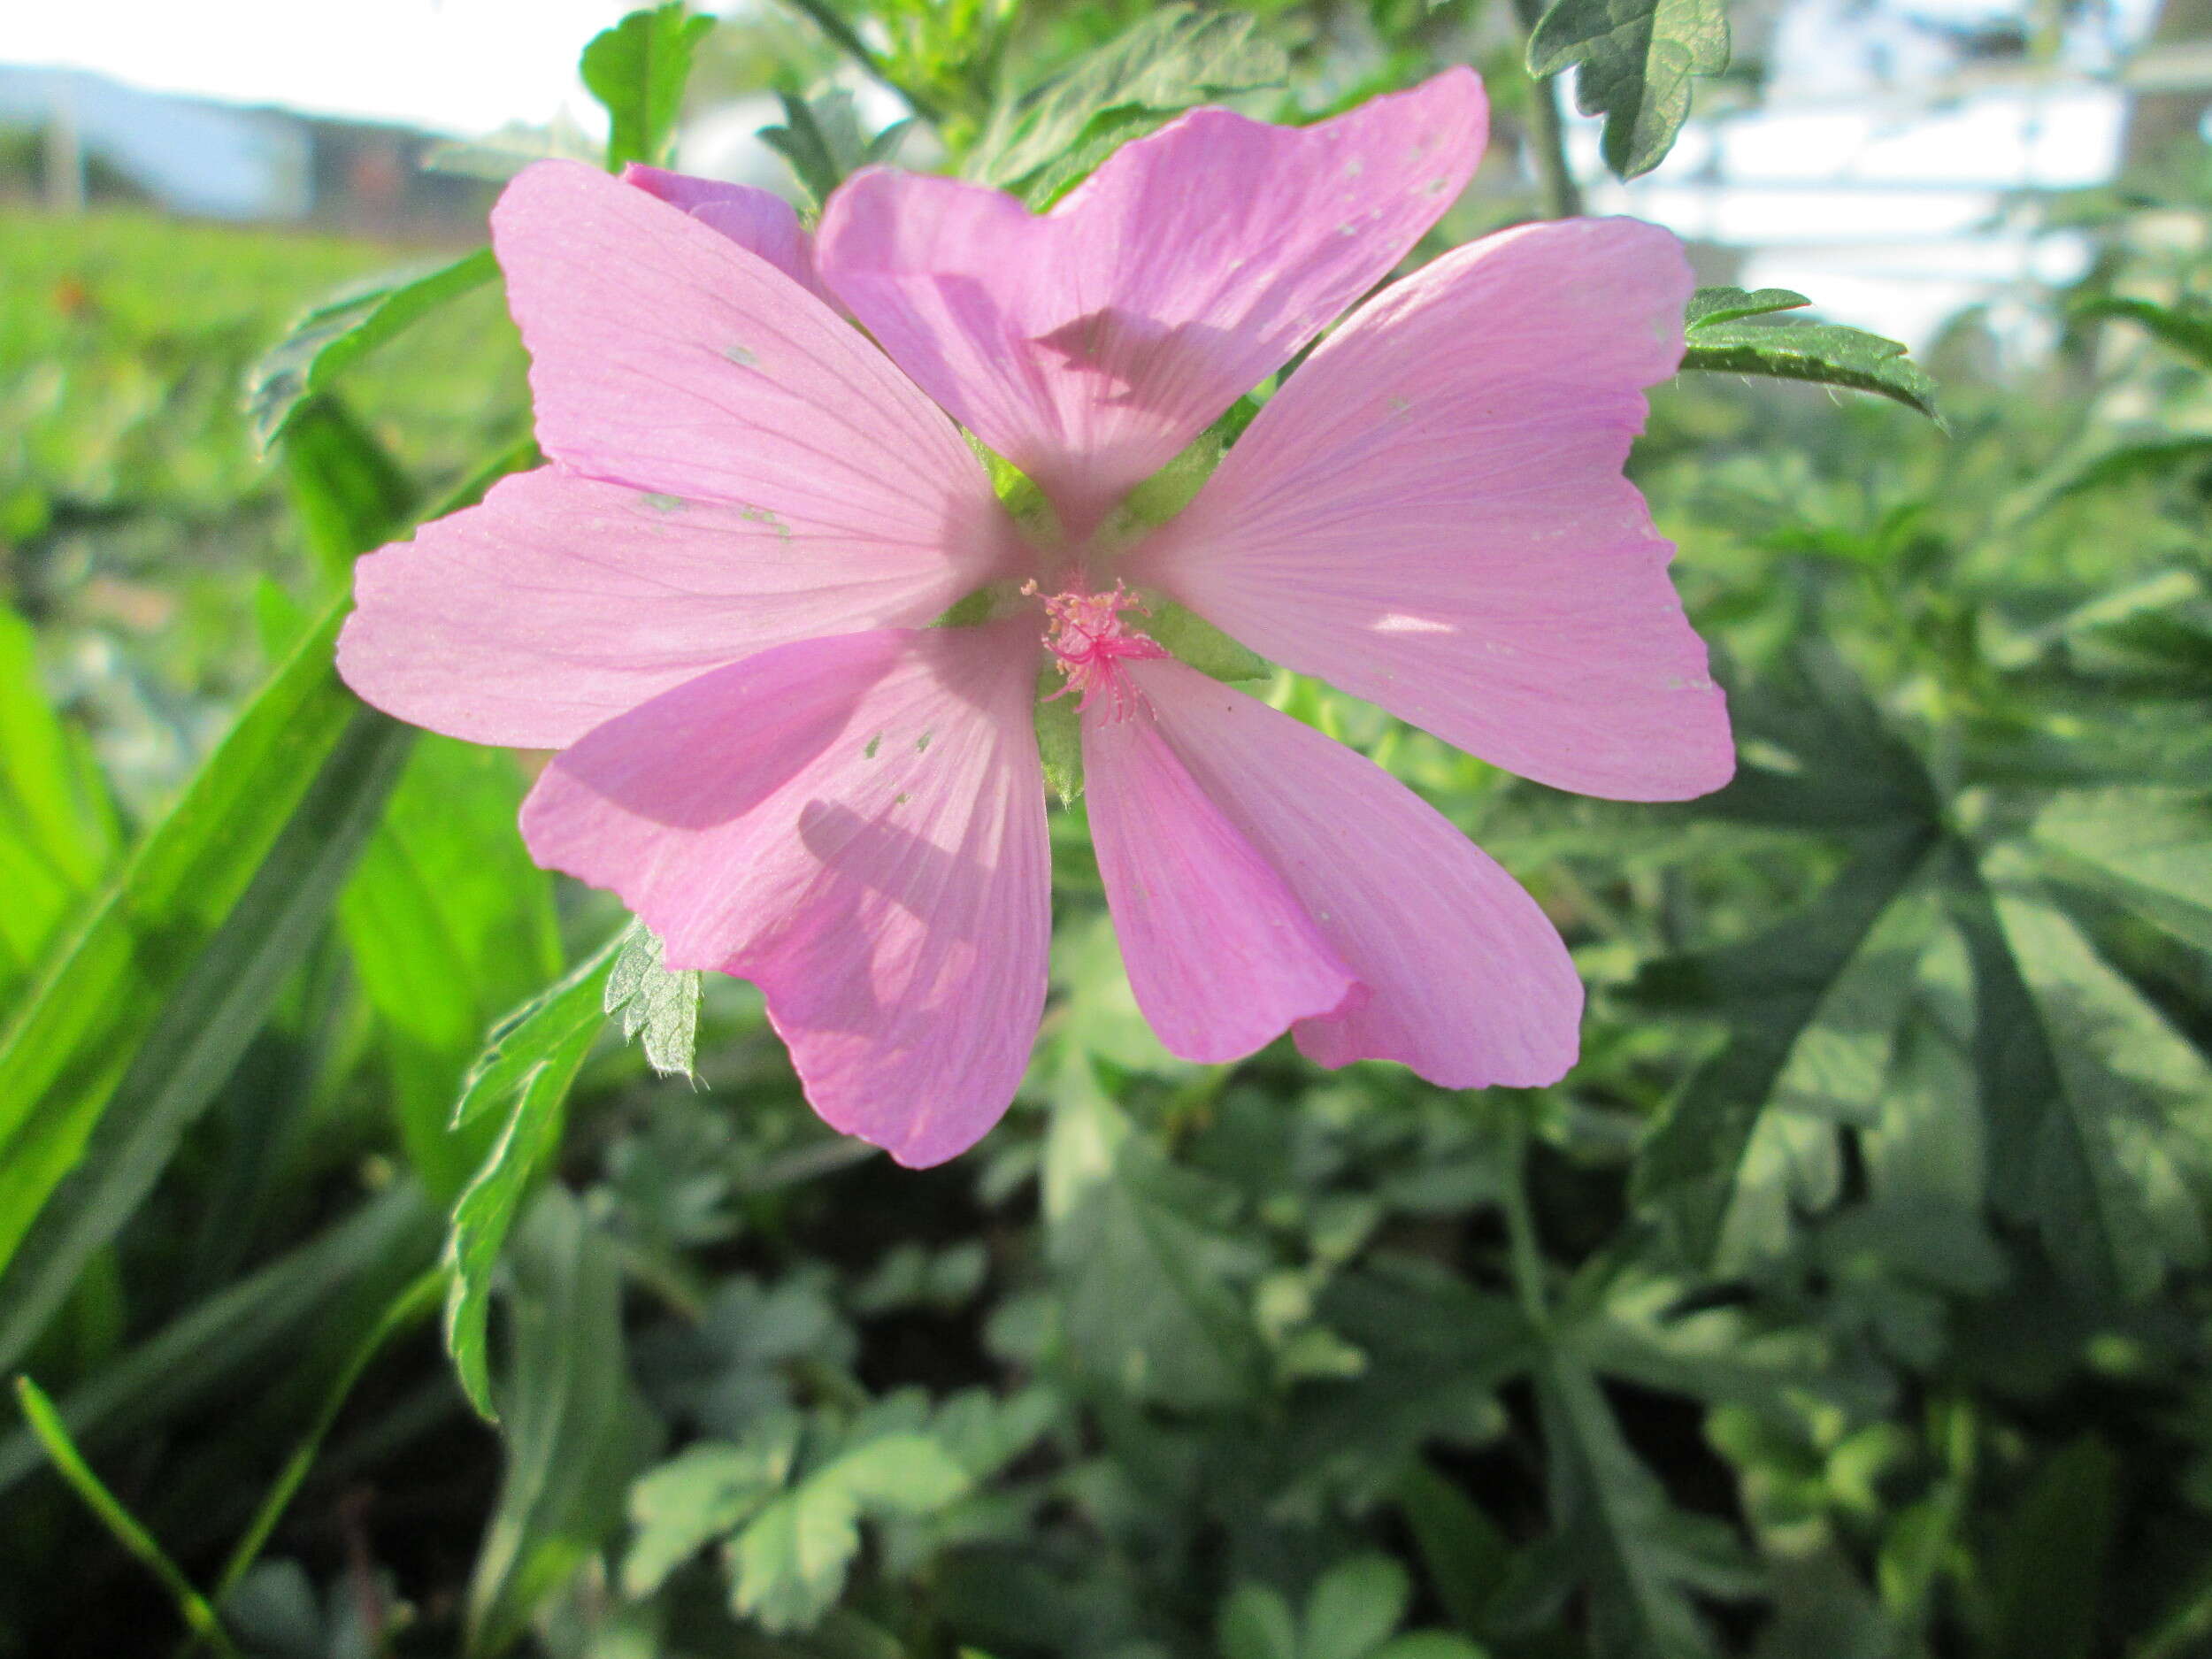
[3,0,2212,1656]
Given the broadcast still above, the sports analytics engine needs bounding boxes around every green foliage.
[1527,0,1728,180]
[1679,287,1944,423]
[582,3,718,169]
[245,249,498,449]
[967,5,1289,204]
[6,7,2212,1659]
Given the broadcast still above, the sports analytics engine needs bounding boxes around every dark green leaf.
[1396,1463,1513,1638]
[1526,0,1729,180]
[2032,788,2212,954]
[604,920,702,1080]
[450,932,626,1132]
[465,1189,657,1657]
[1218,1584,1300,1659]
[245,250,497,449]
[1631,826,1941,1270]
[1532,1356,1757,1659]
[1680,287,1942,422]
[1983,1436,2119,1659]
[759,89,903,211]
[279,396,417,580]
[1948,854,2212,1299]
[581,3,716,169]
[1304,1555,1412,1659]
[967,6,1288,200]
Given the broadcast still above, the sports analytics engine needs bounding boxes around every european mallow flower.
[336,68,1735,1167]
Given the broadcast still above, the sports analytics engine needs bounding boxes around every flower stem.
[1510,0,1585,220]
[1502,1115,1551,1330]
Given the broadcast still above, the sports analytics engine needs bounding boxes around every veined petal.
[339,467,982,749]
[620,162,827,300]
[1083,696,1360,1063]
[1123,659,1579,1087]
[817,70,1486,532]
[494,160,1006,565]
[519,624,1049,1167]
[1131,217,1734,803]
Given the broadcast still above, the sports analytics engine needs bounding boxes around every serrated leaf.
[582,2,715,170]
[1680,287,1942,423]
[1631,826,1942,1271]
[2075,294,2212,372]
[759,88,904,211]
[604,919,702,1079]
[729,1431,969,1633]
[1527,0,1729,180]
[245,249,497,449]
[1949,859,2212,1300]
[1532,1357,1757,1659]
[967,6,1287,199]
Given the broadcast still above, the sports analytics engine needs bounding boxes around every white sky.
[0,0,638,136]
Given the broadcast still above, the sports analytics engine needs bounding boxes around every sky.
[0,0,637,137]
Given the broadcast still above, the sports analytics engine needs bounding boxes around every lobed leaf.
[604,919,703,1081]
[1526,0,1729,181]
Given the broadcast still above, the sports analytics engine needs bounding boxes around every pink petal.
[519,624,1048,1166]
[816,70,1486,533]
[1130,217,1734,803]
[1120,658,1579,1087]
[494,160,1003,553]
[1083,696,1360,1063]
[338,467,988,749]
[620,163,837,305]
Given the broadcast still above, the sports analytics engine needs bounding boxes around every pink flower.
[336,70,1733,1167]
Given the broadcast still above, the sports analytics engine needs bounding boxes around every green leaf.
[1304,1555,1413,1659]
[1043,1061,1264,1408]
[1679,286,1943,423]
[465,1188,656,1658]
[1948,858,2212,1300]
[1631,826,1942,1271]
[1217,1584,1300,1659]
[279,396,418,580]
[1526,0,1729,180]
[967,6,1288,202]
[759,89,909,211]
[245,249,498,449]
[728,1432,970,1633]
[604,919,702,1079]
[0,705,412,1379]
[1366,1638,1486,1659]
[450,931,626,1132]
[1982,1436,2119,1659]
[581,3,716,169]
[0,605,119,1002]
[623,1432,797,1598]
[342,735,562,1199]
[2032,788,2212,954]
[1532,1356,1756,1659]
[443,933,628,1419]
[2074,294,2212,372]
[1395,1463,1512,1638]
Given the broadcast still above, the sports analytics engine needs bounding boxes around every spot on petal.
[641,493,686,512]
[864,733,882,759]
[724,343,759,366]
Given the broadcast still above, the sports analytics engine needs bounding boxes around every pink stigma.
[1030,581,1169,717]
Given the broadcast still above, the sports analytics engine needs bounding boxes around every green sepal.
[1035,671,1083,805]
[964,433,1060,545]
[1147,603,1271,685]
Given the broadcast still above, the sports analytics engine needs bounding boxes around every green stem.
[1502,1118,1551,1329]
[1510,0,1584,219]
[15,1376,243,1659]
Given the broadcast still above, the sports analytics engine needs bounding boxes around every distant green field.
[2,207,527,806]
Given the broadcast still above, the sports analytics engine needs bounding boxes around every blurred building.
[0,64,494,240]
